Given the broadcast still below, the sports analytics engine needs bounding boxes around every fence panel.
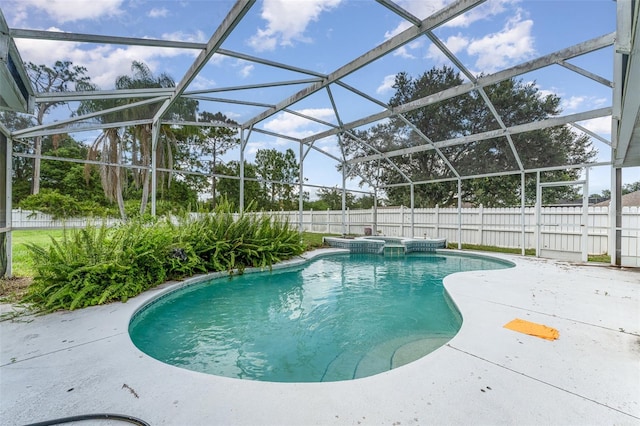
[12,209,121,229]
[622,206,639,267]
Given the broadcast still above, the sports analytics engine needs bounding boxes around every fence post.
[478,204,484,245]
[400,205,404,237]
[326,208,330,234]
[435,204,440,237]
[347,207,351,235]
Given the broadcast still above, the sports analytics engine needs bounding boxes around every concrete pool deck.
[1,249,639,425]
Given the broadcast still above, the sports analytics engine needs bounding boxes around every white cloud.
[427,33,469,63]
[393,46,416,59]
[578,117,612,136]
[384,20,413,40]
[445,0,515,28]
[161,30,208,44]
[12,0,124,23]
[148,7,169,18]
[189,76,217,91]
[376,75,396,94]
[246,141,269,156]
[383,1,447,40]
[15,33,197,89]
[566,95,609,112]
[156,30,209,60]
[247,0,342,51]
[393,39,425,59]
[384,22,423,59]
[466,12,535,73]
[264,108,335,138]
[562,95,587,111]
[386,0,516,33]
[384,0,519,62]
[224,111,242,121]
[239,64,254,78]
[537,88,558,100]
[535,84,609,112]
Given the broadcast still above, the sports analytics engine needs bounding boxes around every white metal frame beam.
[614,0,640,166]
[307,33,615,145]
[349,107,612,164]
[243,0,486,129]
[152,0,257,123]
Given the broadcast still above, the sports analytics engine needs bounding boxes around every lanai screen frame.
[0,0,636,275]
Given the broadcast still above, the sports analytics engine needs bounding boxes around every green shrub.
[22,201,305,312]
[19,190,83,219]
[18,189,113,219]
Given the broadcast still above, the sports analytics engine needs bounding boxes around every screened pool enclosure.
[0,0,639,274]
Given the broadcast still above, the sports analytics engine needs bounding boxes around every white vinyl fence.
[263,205,639,266]
[10,206,640,266]
[11,209,122,229]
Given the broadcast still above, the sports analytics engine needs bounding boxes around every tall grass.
[22,201,305,312]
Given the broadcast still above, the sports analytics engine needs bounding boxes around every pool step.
[322,334,455,381]
[383,244,405,256]
[321,350,363,382]
[354,334,455,379]
[390,336,454,368]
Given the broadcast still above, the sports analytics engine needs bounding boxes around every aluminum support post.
[457,179,462,249]
[298,141,304,233]
[521,172,526,256]
[239,128,245,213]
[150,120,160,217]
[410,183,415,238]
[535,171,541,257]
[581,168,589,262]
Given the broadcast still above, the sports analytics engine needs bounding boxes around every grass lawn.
[447,242,536,256]
[9,229,65,277]
[447,242,611,263]
[1,229,64,302]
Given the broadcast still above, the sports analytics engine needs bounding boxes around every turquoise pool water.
[129,252,512,382]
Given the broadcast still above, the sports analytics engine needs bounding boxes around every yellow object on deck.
[503,318,559,340]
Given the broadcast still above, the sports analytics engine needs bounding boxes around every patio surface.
[1,249,639,425]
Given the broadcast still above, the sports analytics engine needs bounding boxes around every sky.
[1,0,638,200]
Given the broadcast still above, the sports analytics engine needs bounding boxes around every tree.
[352,194,376,209]
[1,111,36,202]
[623,181,640,194]
[344,66,595,207]
[194,111,238,208]
[316,186,355,210]
[78,61,198,219]
[216,161,264,210]
[593,181,640,204]
[27,61,91,195]
[39,134,103,202]
[254,148,300,210]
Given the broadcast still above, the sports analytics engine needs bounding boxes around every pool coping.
[1,249,639,425]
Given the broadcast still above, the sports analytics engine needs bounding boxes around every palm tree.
[79,61,198,219]
[86,127,127,219]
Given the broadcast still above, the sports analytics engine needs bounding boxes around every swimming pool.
[129,252,513,382]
